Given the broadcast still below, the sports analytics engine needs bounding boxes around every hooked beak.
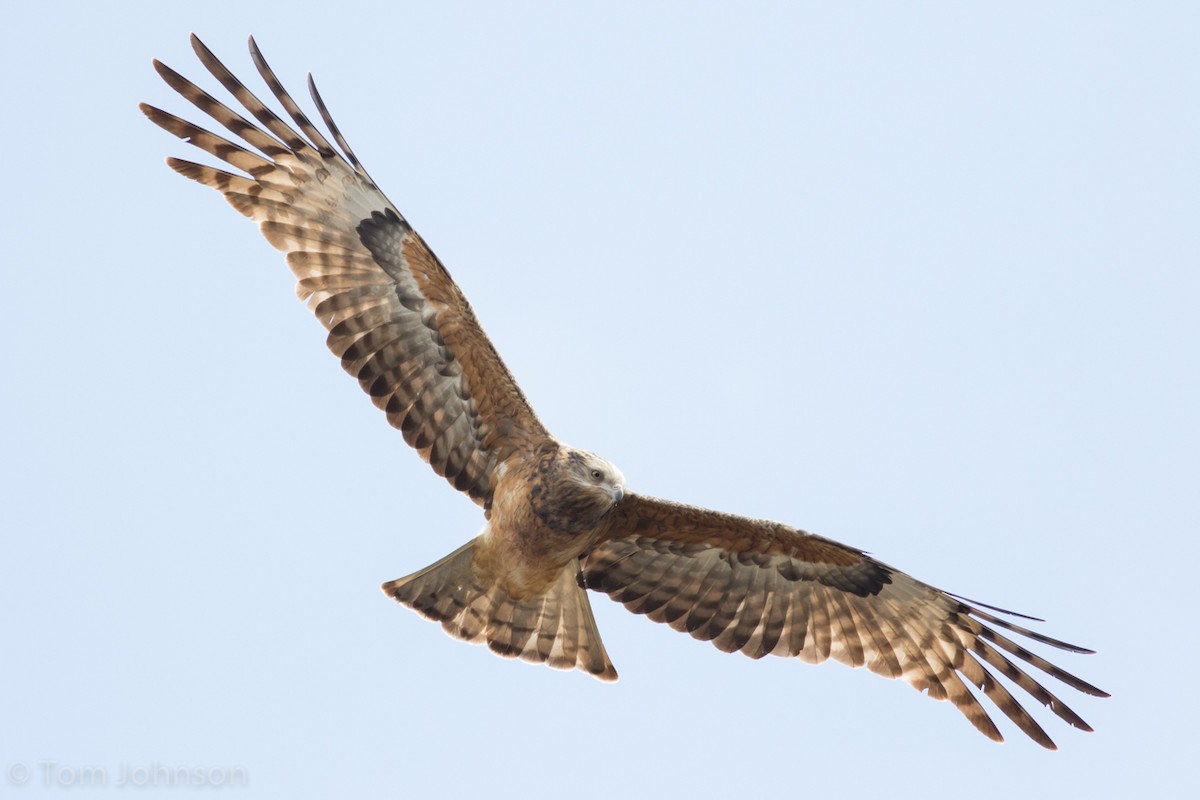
[611,485,625,504]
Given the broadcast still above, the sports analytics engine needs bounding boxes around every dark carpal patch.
[356,207,412,271]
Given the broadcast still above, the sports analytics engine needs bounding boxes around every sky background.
[2,2,1197,797]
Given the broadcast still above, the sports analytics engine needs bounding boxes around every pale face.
[571,450,626,506]
[529,446,628,535]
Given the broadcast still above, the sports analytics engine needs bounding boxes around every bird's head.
[531,446,627,535]
[567,449,626,507]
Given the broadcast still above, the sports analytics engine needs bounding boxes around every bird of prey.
[142,35,1107,749]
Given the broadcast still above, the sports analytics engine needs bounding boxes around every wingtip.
[150,58,184,86]
[163,157,218,184]
[190,32,215,62]
[139,103,173,131]
[948,592,1046,622]
[247,35,266,68]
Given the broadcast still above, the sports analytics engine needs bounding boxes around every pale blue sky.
[2,2,1196,797]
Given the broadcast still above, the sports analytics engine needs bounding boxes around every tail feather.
[383,539,618,682]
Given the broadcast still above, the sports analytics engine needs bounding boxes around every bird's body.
[143,35,1107,748]
[462,443,623,602]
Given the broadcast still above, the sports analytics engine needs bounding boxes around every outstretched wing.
[582,493,1108,749]
[141,35,547,507]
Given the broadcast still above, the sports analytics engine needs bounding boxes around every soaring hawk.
[142,35,1107,749]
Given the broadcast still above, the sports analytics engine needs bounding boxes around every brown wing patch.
[400,234,544,454]
[610,494,873,570]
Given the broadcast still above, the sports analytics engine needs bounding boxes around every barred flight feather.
[142,35,547,508]
[582,493,1109,748]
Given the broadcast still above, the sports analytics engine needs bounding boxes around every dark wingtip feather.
[246,36,266,71]
[247,36,336,158]
[164,157,202,180]
[151,58,177,84]
[947,592,1045,622]
[139,103,176,134]
[307,73,366,173]
[190,32,214,61]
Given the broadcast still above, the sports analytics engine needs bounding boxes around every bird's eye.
[590,469,604,481]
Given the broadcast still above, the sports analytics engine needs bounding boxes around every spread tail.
[382,539,618,681]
